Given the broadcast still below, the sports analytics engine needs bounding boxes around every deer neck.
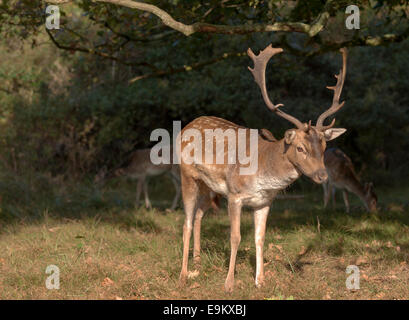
[256,139,301,190]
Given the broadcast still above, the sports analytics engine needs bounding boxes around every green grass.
[0,174,408,299]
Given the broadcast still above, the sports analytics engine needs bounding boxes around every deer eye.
[296,146,305,153]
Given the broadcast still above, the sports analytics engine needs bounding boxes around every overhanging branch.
[45,28,157,70]
[128,51,246,83]
[44,0,333,37]
[89,15,177,43]
[42,0,409,81]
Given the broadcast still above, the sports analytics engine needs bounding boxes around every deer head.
[248,45,348,184]
[364,182,378,212]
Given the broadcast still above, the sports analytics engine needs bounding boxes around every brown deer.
[177,45,348,292]
[323,147,377,212]
[95,148,181,210]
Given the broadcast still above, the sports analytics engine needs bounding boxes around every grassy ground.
[0,175,408,299]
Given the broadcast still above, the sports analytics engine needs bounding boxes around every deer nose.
[314,169,328,183]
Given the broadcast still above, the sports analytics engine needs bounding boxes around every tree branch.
[45,28,157,70]
[41,0,409,75]
[42,1,409,48]
[128,51,246,83]
[89,16,177,43]
[44,0,333,37]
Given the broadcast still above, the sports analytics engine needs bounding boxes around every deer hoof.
[179,272,188,286]
[255,277,264,288]
[224,280,234,293]
[193,255,201,266]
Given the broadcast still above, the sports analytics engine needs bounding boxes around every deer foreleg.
[169,173,181,211]
[323,181,329,208]
[136,178,143,207]
[331,185,337,209]
[143,178,152,209]
[342,190,350,213]
[193,207,205,265]
[254,206,270,288]
[225,198,242,293]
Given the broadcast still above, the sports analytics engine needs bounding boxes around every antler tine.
[316,48,348,130]
[248,44,307,131]
[320,118,336,130]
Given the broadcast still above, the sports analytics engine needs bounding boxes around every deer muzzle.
[313,169,328,184]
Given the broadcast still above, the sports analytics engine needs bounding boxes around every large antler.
[248,45,307,131]
[316,48,348,130]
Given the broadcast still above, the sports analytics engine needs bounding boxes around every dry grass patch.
[0,186,409,299]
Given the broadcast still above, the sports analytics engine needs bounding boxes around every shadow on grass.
[2,174,409,252]
[198,218,254,268]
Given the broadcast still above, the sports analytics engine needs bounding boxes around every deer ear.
[323,128,346,141]
[284,129,297,145]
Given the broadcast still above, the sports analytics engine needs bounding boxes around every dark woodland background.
[0,0,408,218]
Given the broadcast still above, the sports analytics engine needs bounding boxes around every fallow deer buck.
[178,45,348,292]
[323,147,377,212]
[95,148,181,210]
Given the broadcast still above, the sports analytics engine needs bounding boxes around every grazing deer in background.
[323,147,377,212]
[95,148,220,212]
[95,148,181,210]
[178,45,348,292]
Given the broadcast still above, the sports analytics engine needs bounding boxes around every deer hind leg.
[169,171,181,211]
[143,178,152,209]
[225,197,243,293]
[342,190,350,213]
[193,185,213,266]
[210,192,221,213]
[136,177,144,207]
[254,205,270,288]
[179,173,199,285]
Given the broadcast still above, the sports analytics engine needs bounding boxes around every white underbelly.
[241,189,278,208]
[201,175,228,196]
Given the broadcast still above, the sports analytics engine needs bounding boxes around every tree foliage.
[1,1,409,79]
[0,1,408,187]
